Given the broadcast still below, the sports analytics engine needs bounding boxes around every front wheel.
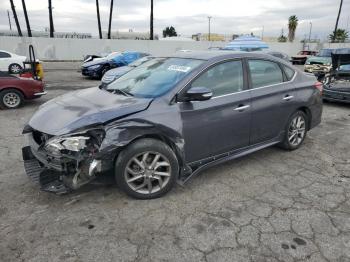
[279,111,308,150]
[115,138,179,199]
[8,63,22,74]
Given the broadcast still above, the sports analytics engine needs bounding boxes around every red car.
[0,72,46,109]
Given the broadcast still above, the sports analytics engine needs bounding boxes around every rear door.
[247,59,297,144]
[0,51,11,71]
[179,59,251,163]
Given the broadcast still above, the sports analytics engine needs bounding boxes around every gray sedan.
[22,51,322,199]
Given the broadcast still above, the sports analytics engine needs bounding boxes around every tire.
[100,66,110,79]
[115,138,179,199]
[0,89,24,109]
[8,63,22,74]
[279,111,308,151]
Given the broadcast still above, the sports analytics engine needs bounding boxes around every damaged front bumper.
[22,130,108,194]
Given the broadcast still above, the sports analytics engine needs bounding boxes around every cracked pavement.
[0,63,350,262]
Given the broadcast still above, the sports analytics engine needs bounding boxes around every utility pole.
[48,0,54,38]
[21,0,32,37]
[150,0,154,40]
[108,0,114,39]
[7,10,12,31]
[208,16,212,41]
[96,0,102,39]
[308,22,312,43]
[9,0,22,36]
[332,0,343,42]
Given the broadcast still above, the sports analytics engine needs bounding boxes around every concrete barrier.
[1,36,349,61]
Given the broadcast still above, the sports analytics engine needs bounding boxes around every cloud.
[0,0,349,40]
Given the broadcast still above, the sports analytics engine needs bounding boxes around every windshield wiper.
[112,89,134,97]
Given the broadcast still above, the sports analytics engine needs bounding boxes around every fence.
[1,36,350,61]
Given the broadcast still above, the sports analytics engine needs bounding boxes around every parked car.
[0,50,26,74]
[304,49,333,75]
[81,51,149,79]
[22,51,322,199]
[0,72,46,109]
[323,52,350,103]
[101,56,153,86]
[291,50,318,65]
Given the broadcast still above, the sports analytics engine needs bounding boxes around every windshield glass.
[339,64,350,71]
[318,49,332,57]
[107,57,204,98]
[106,52,120,59]
[129,56,152,67]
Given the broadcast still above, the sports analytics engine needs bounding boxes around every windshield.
[129,56,152,67]
[318,49,332,57]
[339,64,350,71]
[106,52,120,59]
[106,57,204,98]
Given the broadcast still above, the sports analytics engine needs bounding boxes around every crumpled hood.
[28,87,153,135]
[306,56,332,64]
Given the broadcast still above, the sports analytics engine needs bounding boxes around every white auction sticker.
[168,65,191,73]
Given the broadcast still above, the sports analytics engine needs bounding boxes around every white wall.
[0,36,349,61]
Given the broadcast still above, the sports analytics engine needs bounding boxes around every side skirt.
[178,138,281,185]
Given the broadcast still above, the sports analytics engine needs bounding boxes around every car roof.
[165,50,273,61]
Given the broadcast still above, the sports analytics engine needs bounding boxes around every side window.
[282,65,295,81]
[248,60,283,88]
[0,52,11,58]
[191,60,244,97]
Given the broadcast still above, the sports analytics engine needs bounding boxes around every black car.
[323,52,350,103]
[81,51,149,79]
[22,51,323,199]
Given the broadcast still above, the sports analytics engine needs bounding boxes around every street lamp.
[308,22,312,44]
[208,16,212,41]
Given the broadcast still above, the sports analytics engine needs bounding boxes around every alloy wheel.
[3,92,21,108]
[288,115,306,146]
[124,151,171,195]
[10,64,21,74]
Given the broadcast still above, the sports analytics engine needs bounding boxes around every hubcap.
[124,151,171,195]
[10,64,21,73]
[3,92,20,108]
[288,115,306,146]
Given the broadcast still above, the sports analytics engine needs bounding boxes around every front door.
[179,60,251,163]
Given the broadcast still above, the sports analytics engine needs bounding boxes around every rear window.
[248,60,284,88]
[282,65,295,81]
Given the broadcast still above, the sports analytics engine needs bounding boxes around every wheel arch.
[0,87,26,99]
[296,106,312,130]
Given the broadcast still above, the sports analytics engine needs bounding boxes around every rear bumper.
[33,91,47,96]
[323,88,350,103]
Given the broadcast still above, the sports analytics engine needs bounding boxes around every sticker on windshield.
[167,65,191,73]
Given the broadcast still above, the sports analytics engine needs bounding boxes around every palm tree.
[288,15,298,42]
[332,0,343,42]
[150,0,154,40]
[96,0,102,39]
[329,28,349,42]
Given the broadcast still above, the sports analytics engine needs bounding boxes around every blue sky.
[0,0,349,40]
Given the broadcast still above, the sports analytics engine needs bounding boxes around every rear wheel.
[0,89,24,109]
[279,111,308,150]
[115,138,178,199]
[8,63,22,74]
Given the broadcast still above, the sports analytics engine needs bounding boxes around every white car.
[0,50,26,74]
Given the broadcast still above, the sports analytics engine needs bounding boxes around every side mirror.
[178,86,213,102]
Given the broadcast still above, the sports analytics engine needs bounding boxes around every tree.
[162,26,177,38]
[150,0,153,40]
[332,0,343,42]
[288,15,298,42]
[278,29,287,42]
[329,28,348,42]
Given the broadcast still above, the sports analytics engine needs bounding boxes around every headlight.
[88,65,101,70]
[45,136,90,152]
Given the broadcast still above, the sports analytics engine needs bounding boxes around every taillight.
[314,81,323,94]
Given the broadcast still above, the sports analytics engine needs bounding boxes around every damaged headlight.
[45,136,90,152]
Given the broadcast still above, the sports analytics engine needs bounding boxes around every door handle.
[283,95,294,101]
[234,105,250,111]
